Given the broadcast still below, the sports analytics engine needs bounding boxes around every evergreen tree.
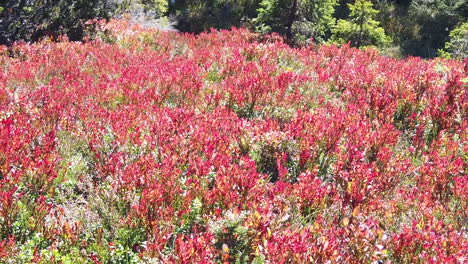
[0,0,117,46]
[173,0,261,33]
[294,0,338,43]
[400,0,466,57]
[330,0,391,48]
[440,22,468,60]
[254,0,293,36]
[254,0,338,44]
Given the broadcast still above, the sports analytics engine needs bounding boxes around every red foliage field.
[0,20,467,263]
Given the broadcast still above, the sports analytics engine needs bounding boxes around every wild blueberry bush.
[0,19,466,263]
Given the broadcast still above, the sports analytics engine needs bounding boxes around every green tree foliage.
[254,0,296,38]
[373,0,401,42]
[293,0,338,43]
[141,0,168,14]
[330,0,391,48]
[439,22,468,60]
[0,0,117,46]
[254,0,338,44]
[397,0,466,57]
[173,0,261,33]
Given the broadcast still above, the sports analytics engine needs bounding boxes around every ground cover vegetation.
[0,18,466,263]
[1,0,467,58]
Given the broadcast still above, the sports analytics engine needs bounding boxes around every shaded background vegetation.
[0,0,115,45]
[0,0,467,58]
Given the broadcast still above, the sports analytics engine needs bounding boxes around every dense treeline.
[167,0,467,58]
[0,0,467,58]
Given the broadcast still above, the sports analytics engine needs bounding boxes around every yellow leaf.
[222,244,229,253]
[313,222,320,232]
[352,206,360,217]
[342,217,350,226]
[254,211,261,219]
[347,181,353,193]
[377,229,384,238]
[416,219,424,229]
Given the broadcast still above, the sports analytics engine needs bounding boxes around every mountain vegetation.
[1,0,467,57]
[0,18,466,263]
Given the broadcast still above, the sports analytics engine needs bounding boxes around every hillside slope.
[0,20,466,263]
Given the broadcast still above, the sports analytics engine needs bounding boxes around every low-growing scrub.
[0,19,466,263]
